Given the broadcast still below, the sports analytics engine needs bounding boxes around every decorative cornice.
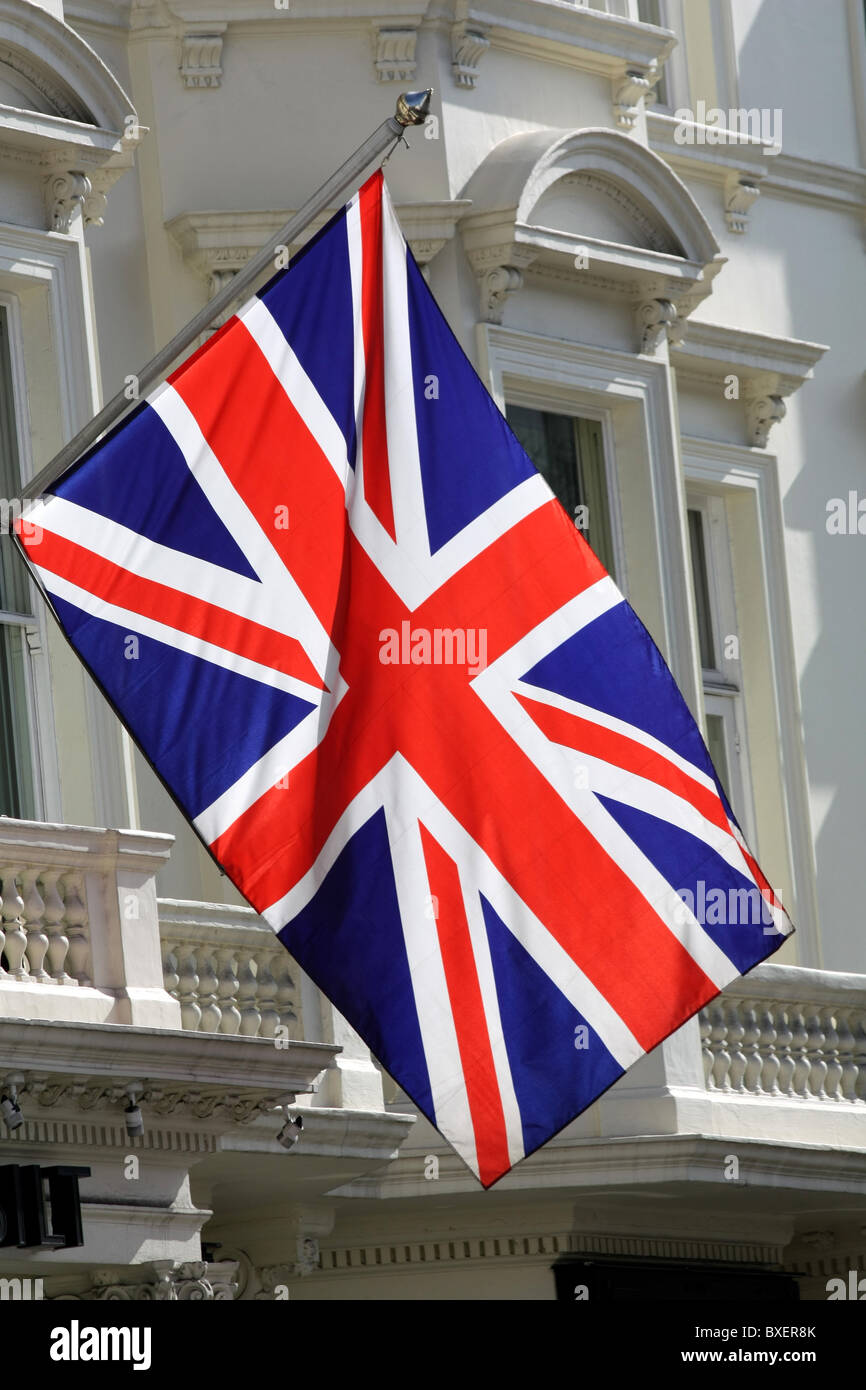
[318,1229,785,1275]
[672,320,828,446]
[762,150,866,211]
[0,1016,337,1097]
[648,112,866,213]
[166,200,472,301]
[50,1260,240,1301]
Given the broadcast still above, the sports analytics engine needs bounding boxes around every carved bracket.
[480,265,523,324]
[725,172,761,234]
[636,296,677,354]
[746,392,786,447]
[46,172,91,234]
[180,25,226,89]
[612,65,656,131]
[451,22,490,89]
[373,27,418,83]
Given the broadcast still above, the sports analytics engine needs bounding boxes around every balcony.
[2,817,865,1177]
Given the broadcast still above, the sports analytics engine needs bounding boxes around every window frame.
[478,323,702,716]
[504,401,620,581]
[0,293,47,820]
[685,488,756,845]
[683,435,821,966]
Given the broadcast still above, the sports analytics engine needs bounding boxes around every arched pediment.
[0,0,135,131]
[461,126,719,265]
[459,127,723,336]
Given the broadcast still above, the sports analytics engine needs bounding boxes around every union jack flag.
[17,171,792,1186]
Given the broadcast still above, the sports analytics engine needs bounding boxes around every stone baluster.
[822,1007,842,1100]
[19,869,49,982]
[41,870,71,984]
[197,950,222,1033]
[699,1009,713,1085]
[854,1012,866,1101]
[741,1005,762,1093]
[177,948,202,1030]
[0,868,27,979]
[775,1007,795,1096]
[804,1011,827,1098]
[162,943,180,1009]
[708,1002,730,1090]
[237,948,261,1036]
[790,1007,811,1097]
[61,873,90,984]
[216,946,241,1034]
[256,950,280,1038]
[727,1001,747,1091]
[274,953,297,1034]
[0,875,5,974]
[836,1007,859,1102]
[757,1006,780,1095]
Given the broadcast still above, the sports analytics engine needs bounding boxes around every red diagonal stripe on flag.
[31,529,325,690]
[419,822,511,1186]
[170,316,349,634]
[358,170,396,540]
[514,692,732,833]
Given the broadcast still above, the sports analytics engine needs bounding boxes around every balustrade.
[159,900,300,1039]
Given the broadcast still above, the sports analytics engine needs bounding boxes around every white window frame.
[0,290,58,821]
[683,436,821,967]
[478,323,702,716]
[504,397,622,585]
[686,489,756,846]
[0,225,133,829]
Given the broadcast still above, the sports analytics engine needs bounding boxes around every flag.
[17,170,792,1186]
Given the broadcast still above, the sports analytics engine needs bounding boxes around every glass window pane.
[705,711,730,802]
[0,307,35,818]
[636,0,668,105]
[0,310,31,617]
[688,508,716,670]
[0,623,34,817]
[574,417,615,577]
[506,404,582,519]
[506,404,616,578]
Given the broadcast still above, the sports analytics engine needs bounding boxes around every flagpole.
[23,89,433,501]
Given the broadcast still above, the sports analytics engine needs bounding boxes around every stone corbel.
[480,266,524,324]
[451,21,490,89]
[373,26,418,83]
[746,391,786,447]
[635,296,677,354]
[724,172,761,234]
[45,171,91,234]
[466,245,535,324]
[180,24,226,89]
[612,65,656,131]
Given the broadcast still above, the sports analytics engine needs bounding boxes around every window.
[505,405,617,578]
[637,0,669,107]
[0,307,36,818]
[686,492,754,838]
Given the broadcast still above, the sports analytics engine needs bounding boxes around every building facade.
[0,0,864,1300]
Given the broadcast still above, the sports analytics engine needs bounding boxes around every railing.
[0,818,179,1028]
[158,899,300,1039]
[700,965,866,1102]
[1,863,90,986]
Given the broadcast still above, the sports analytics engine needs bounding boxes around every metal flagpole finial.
[395,88,433,126]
